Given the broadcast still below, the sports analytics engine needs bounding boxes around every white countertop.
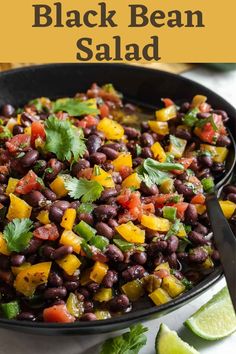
[0,66,236,354]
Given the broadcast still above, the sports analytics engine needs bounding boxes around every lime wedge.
[155,323,199,354]
[185,286,236,340]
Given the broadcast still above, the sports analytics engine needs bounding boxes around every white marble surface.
[0,66,236,354]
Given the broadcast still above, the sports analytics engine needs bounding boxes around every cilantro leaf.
[65,178,104,202]
[0,126,12,140]
[52,98,99,116]
[100,323,148,354]
[3,218,33,252]
[44,115,86,161]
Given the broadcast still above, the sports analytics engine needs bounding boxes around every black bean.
[122,265,145,281]
[0,194,9,206]
[174,180,194,199]
[12,124,24,135]
[217,135,231,147]
[212,110,229,123]
[87,282,100,293]
[177,252,188,261]
[0,173,7,184]
[80,313,97,321]
[2,104,15,117]
[42,246,55,259]
[21,112,39,126]
[109,295,130,312]
[194,222,208,235]
[148,241,167,256]
[140,133,154,147]
[124,126,140,139]
[108,219,119,229]
[184,204,198,225]
[83,128,91,137]
[166,236,179,254]
[24,191,46,208]
[211,249,220,261]
[101,162,114,172]
[44,287,67,299]
[33,159,47,175]
[89,152,106,166]
[86,134,102,154]
[131,252,147,265]
[189,231,208,245]
[79,212,94,225]
[23,238,43,255]
[211,162,225,174]
[95,222,114,239]
[102,270,118,288]
[78,288,90,299]
[227,193,236,204]
[140,121,149,132]
[53,246,73,260]
[48,272,63,287]
[49,206,64,223]
[197,112,211,119]
[141,147,153,158]
[140,181,159,196]
[100,188,118,202]
[44,159,63,181]
[70,201,80,209]
[0,255,10,270]
[104,143,123,151]
[21,150,39,168]
[72,159,90,177]
[198,155,213,168]
[180,102,190,113]
[99,146,119,160]
[10,254,25,267]
[0,270,13,284]
[133,157,144,168]
[165,253,178,268]
[188,247,208,263]
[112,172,122,184]
[197,168,211,180]
[223,184,236,195]
[53,200,70,211]
[106,244,124,262]
[64,281,80,292]
[185,270,201,283]
[83,301,94,313]
[175,129,192,141]
[94,205,117,221]
[41,189,56,202]
[17,312,36,321]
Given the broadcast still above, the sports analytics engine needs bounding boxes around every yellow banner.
[0,0,235,63]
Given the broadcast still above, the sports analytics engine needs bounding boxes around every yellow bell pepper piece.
[60,208,76,230]
[91,166,115,188]
[122,173,141,189]
[6,118,17,132]
[201,256,214,270]
[50,175,68,198]
[97,117,124,140]
[60,230,82,254]
[162,275,186,298]
[195,204,206,215]
[122,280,144,301]
[200,144,228,163]
[191,95,207,108]
[24,126,31,135]
[155,105,177,122]
[66,292,84,318]
[5,178,19,195]
[90,261,108,284]
[160,179,174,194]
[112,153,132,172]
[11,262,31,276]
[37,210,51,225]
[141,215,171,232]
[151,142,167,162]
[0,232,10,256]
[177,224,187,238]
[148,121,169,136]
[93,288,113,302]
[116,221,145,243]
[149,288,172,305]
[6,193,32,221]
[219,200,236,219]
[56,254,81,276]
[94,310,111,320]
[168,136,187,158]
[14,262,52,297]
[155,262,170,273]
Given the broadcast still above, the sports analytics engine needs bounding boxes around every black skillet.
[0,64,235,334]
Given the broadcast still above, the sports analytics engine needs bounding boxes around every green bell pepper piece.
[1,301,20,319]
[163,206,177,221]
[182,108,199,127]
[113,238,133,252]
[74,220,96,241]
[90,235,109,251]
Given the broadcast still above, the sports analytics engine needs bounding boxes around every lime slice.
[155,323,199,354]
[185,286,236,340]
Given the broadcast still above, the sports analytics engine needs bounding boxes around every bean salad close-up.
[0,82,234,323]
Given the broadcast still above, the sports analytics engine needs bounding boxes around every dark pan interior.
[0,63,234,334]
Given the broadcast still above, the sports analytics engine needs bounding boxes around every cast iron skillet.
[0,64,235,335]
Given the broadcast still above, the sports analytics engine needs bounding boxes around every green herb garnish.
[3,218,33,252]
[52,98,99,116]
[65,178,104,202]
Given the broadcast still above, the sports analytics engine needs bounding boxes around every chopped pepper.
[60,208,76,230]
[60,230,82,254]
[148,121,169,136]
[90,261,108,284]
[162,206,177,221]
[90,235,109,251]
[219,200,236,219]
[56,254,81,276]
[91,166,114,188]
[162,275,186,297]
[112,153,132,172]
[66,293,84,318]
[0,232,10,255]
[122,172,141,189]
[149,288,172,305]
[122,280,144,301]
[6,193,32,221]
[50,175,68,198]
[151,142,167,162]
[141,215,171,232]
[97,117,124,140]
[74,220,96,241]
[1,301,20,319]
[5,178,19,195]
[93,288,113,302]
[37,210,50,225]
[168,135,187,158]
[116,221,145,243]
[155,105,177,122]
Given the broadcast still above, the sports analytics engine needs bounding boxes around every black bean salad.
[0,83,232,323]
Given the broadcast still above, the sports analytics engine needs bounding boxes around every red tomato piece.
[100,103,110,118]
[191,194,205,205]
[174,202,189,220]
[173,158,194,175]
[31,122,46,147]
[162,98,175,108]
[43,304,75,323]
[15,170,43,194]
[77,115,98,128]
[33,224,59,241]
[6,134,30,153]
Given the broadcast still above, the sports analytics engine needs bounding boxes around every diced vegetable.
[163,206,177,221]
[97,117,124,140]
[43,304,75,323]
[155,262,170,272]
[66,293,84,318]
[94,310,111,320]
[0,232,10,255]
[148,121,169,135]
[116,221,145,243]
[56,254,81,275]
[90,235,109,251]
[50,175,68,198]
[201,177,214,192]
[0,301,20,319]
[201,256,214,269]
[6,193,32,220]
[14,262,52,297]
[191,194,205,205]
[112,153,132,172]
[122,172,141,189]
[60,230,82,254]
[195,204,207,215]
[177,223,187,238]
[191,95,207,108]
[151,142,167,162]
[91,166,115,188]
[141,215,171,232]
[33,224,59,241]
[182,108,199,127]
[113,238,133,252]
[15,170,42,195]
[36,210,50,225]
[5,178,19,195]
[168,135,187,158]
[93,288,113,302]
[11,262,31,276]
[74,220,96,241]
[149,288,172,305]
[219,200,236,219]
[60,208,76,230]
[162,275,186,297]
[200,144,228,163]
[122,280,144,301]
[156,105,177,122]
[90,261,108,284]
[159,179,174,194]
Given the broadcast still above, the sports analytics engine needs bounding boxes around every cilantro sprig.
[44,115,86,161]
[195,115,218,131]
[52,98,99,116]
[3,218,33,252]
[65,178,104,203]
